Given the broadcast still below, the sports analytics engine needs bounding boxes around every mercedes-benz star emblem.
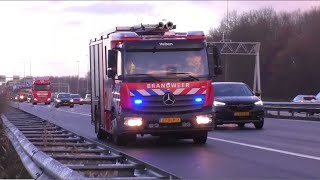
[163,93,175,105]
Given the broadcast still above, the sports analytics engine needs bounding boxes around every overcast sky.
[0,1,319,79]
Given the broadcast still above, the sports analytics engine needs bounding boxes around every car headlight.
[213,101,226,106]
[70,99,74,102]
[19,95,24,99]
[255,100,263,106]
[56,99,61,102]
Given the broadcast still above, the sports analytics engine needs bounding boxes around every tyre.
[55,104,59,108]
[111,114,129,146]
[70,105,74,108]
[238,123,245,128]
[32,102,37,105]
[193,131,208,144]
[254,118,264,129]
[80,103,83,105]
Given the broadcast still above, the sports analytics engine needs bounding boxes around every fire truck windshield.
[34,84,50,91]
[124,49,209,78]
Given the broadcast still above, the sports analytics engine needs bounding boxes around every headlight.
[255,100,263,106]
[47,98,51,101]
[213,101,226,106]
[56,99,61,102]
[70,99,74,102]
[19,95,24,99]
[80,98,83,101]
[196,115,212,124]
[124,117,143,127]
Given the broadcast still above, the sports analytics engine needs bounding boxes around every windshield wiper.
[166,72,199,81]
[127,74,161,82]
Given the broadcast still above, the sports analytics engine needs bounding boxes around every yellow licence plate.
[160,118,181,123]
[234,112,250,116]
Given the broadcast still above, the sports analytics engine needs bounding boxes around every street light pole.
[77,60,79,94]
[86,55,89,94]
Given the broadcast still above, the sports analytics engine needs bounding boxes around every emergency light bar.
[110,32,140,38]
[115,26,133,31]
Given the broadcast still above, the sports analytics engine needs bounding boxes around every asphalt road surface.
[11,102,320,179]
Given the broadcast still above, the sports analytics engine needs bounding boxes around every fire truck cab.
[32,77,52,105]
[89,21,222,145]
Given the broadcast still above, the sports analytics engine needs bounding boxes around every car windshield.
[58,94,71,98]
[213,83,254,97]
[34,84,50,91]
[303,96,316,100]
[71,94,81,98]
[86,94,91,98]
[124,49,208,77]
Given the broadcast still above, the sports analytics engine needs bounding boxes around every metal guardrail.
[263,102,320,119]
[2,106,181,180]
[1,114,84,180]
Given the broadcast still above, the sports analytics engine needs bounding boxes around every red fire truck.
[31,77,52,105]
[89,21,222,145]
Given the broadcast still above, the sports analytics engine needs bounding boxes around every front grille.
[38,96,47,101]
[132,95,205,114]
[226,104,254,111]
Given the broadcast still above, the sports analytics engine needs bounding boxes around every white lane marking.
[208,137,320,161]
[267,117,320,124]
[56,109,91,116]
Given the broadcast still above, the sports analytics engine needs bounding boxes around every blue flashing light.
[134,99,143,105]
[195,97,203,103]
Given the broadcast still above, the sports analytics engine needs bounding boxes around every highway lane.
[12,102,320,179]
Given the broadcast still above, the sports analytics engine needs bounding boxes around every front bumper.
[33,97,51,103]
[214,105,264,125]
[117,108,215,134]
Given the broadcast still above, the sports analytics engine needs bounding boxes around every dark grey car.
[212,82,264,129]
[54,93,74,108]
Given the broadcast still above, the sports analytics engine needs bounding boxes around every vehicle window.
[58,94,71,98]
[124,49,208,76]
[316,93,320,99]
[34,84,50,91]
[71,94,81,98]
[213,84,254,96]
[303,96,316,101]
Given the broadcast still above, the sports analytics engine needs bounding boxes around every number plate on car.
[234,112,250,116]
[160,118,181,123]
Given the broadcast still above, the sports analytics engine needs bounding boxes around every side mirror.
[255,92,261,97]
[107,50,118,79]
[208,45,222,76]
[107,68,116,78]
[107,50,117,68]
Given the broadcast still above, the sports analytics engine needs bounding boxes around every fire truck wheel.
[95,120,108,140]
[111,120,128,146]
[193,131,208,144]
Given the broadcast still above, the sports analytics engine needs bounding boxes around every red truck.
[32,77,52,105]
[89,21,222,145]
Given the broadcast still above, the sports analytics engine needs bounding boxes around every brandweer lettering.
[147,83,190,89]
